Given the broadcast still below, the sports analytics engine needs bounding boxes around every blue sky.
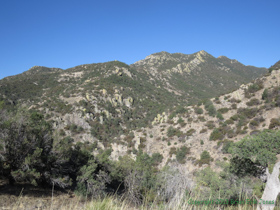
[0,0,279,79]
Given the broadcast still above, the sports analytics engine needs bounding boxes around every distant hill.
[0,51,267,146]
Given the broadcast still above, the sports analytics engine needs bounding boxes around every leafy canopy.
[230,130,280,168]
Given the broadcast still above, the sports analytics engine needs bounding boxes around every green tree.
[261,89,268,100]
[0,111,54,185]
[112,152,158,204]
[176,146,190,164]
[0,109,91,188]
[229,130,280,209]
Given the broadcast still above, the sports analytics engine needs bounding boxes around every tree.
[0,109,89,188]
[76,149,113,197]
[112,152,158,204]
[229,130,280,210]
[262,89,268,100]
[0,110,54,185]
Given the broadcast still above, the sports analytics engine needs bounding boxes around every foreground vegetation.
[1,192,278,210]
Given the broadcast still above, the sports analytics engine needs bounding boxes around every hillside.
[0,51,266,147]
[132,50,266,100]
[1,52,277,209]
[126,66,280,172]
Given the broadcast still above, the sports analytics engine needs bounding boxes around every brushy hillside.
[1,54,279,210]
[0,51,266,147]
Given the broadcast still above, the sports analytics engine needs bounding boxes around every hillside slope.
[132,50,266,100]
[121,64,280,176]
[0,51,266,150]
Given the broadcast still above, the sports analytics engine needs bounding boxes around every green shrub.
[227,129,235,138]
[230,114,239,121]
[218,108,229,114]
[207,105,216,117]
[167,126,177,137]
[151,153,163,165]
[139,137,146,149]
[224,95,230,100]
[169,147,177,157]
[124,133,135,147]
[176,146,190,164]
[200,128,207,133]
[249,119,259,128]
[186,128,196,136]
[198,116,206,122]
[175,106,187,114]
[167,126,183,137]
[168,112,176,120]
[246,98,260,106]
[177,117,186,127]
[204,100,216,117]
[205,121,215,129]
[221,140,234,154]
[198,151,213,166]
[210,128,224,141]
[216,112,224,120]
[269,118,280,129]
[262,89,268,100]
[237,108,258,119]
[247,80,263,93]
[230,98,241,103]
[195,107,203,114]
[225,119,234,125]
[231,103,237,109]
[214,97,221,104]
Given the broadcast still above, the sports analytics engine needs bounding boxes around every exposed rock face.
[152,112,168,125]
[86,93,95,101]
[257,161,280,210]
[133,50,209,75]
[123,97,134,107]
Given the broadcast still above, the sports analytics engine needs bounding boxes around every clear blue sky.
[0,0,279,79]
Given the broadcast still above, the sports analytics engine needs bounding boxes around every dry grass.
[0,190,261,210]
[0,180,265,210]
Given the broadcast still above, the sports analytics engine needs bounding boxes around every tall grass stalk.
[9,190,269,210]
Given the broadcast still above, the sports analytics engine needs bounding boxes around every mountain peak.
[24,66,62,75]
[153,51,171,56]
[197,50,208,56]
[269,60,280,71]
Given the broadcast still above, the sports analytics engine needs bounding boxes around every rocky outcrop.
[123,97,134,107]
[152,112,168,125]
